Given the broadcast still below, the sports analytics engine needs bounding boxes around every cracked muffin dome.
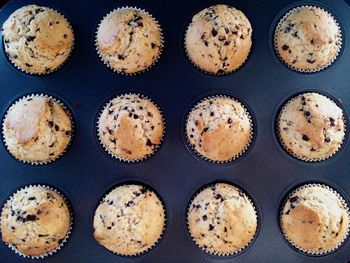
[278,92,345,161]
[281,184,349,254]
[98,94,164,161]
[188,183,257,255]
[185,4,252,74]
[93,184,165,255]
[275,6,341,72]
[186,96,252,162]
[0,186,71,257]
[1,5,74,74]
[96,8,162,74]
[3,95,73,164]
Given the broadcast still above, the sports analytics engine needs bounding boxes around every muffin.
[275,6,342,72]
[97,94,164,162]
[278,92,345,161]
[188,183,257,255]
[96,7,163,74]
[1,5,74,74]
[3,95,73,164]
[0,185,71,257]
[185,4,252,74]
[93,184,165,256]
[186,96,252,162]
[281,184,350,254]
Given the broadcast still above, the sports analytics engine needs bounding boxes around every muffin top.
[98,94,164,161]
[188,183,257,255]
[275,6,341,72]
[3,96,73,164]
[278,92,345,161]
[281,185,349,254]
[96,8,162,74]
[185,4,252,74]
[186,97,252,162]
[1,5,74,74]
[0,186,71,257]
[93,184,165,255]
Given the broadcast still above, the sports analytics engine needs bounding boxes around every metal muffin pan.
[0,0,350,262]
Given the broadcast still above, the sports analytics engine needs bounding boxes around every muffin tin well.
[1,0,350,262]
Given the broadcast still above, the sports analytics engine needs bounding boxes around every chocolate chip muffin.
[185,4,252,74]
[0,186,71,257]
[278,92,345,161]
[93,184,165,256]
[188,183,257,255]
[96,7,163,74]
[1,5,74,74]
[186,96,252,162]
[98,94,164,162]
[3,95,73,164]
[275,6,341,72]
[281,184,349,254]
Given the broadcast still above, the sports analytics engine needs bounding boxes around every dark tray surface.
[1,0,350,262]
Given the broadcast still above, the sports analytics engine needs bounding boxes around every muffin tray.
[1,0,350,262]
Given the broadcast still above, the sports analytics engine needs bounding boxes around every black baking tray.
[1,0,350,262]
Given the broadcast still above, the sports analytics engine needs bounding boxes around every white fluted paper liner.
[1,93,75,165]
[2,5,75,75]
[96,92,166,163]
[276,92,346,162]
[0,184,73,259]
[94,183,166,257]
[186,182,258,256]
[279,183,350,255]
[95,6,164,76]
[184,94,254,164]
[273,5,342,73]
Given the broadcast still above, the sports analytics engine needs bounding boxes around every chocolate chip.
[63,34,68,39]
[27,36,36,42]
[146,139,153,147]
[202,215,207,221]
[311,39,316,45]
[118,55,125,60]
[147,112,153,118]
[125,200,134,207]
[210,112,214,117]
[218,36,226,41]
[325,137,331,143]
[282,44,289,51]
[54,124,60,131]
[306,58,316,64]
[211,29,218,37]
[25,63,33,68]
[28,196,36,201]
[133,114,139,119]
[227,118,232,124]
[329,117,335,127]
[290,196,298,203]
[203,127,209,133]
[302,135,309,141]
[208,224,214,231]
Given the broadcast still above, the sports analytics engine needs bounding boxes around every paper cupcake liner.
[1,93,75,165]
[184,15,252,76]
[186,182,258,256]
[95,6,164,76]
[276,92,346,162]
[279,183,350,255]
[0,184,73,259]
[96,92,166,163]
[273,5,342,73]
[3,6,75,76]
[184,94,254,164]
[95,183,167,257]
